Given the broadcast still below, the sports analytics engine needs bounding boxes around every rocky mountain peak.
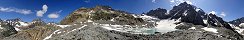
[145,2,237,31]
[60,5,147,25]
[94,5,112,10]
[229,17,244,26]
[167,2,205,26]
[206,13,234,29]
[31,18,45,26]
[145,8,168,19]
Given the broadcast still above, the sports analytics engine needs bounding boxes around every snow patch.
[214,23,218,25]
[131,14,138,18]
[110,18,115,22]
[203,20,207,24]
[57,25,71,28]
[14,27,21,31]
[0,25,3,29]
[43,29,60,40]
[201,27,218,33]
[87,20,93,22]
[189,27,196,29]
[183,10,188,16]
[62,25,87,36]
[239,23,244,27]
[195,8,201,12]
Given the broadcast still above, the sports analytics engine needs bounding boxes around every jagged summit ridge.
[229,17,244,26]
[145,2,243,40]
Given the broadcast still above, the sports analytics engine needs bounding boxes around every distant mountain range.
[0,2,244,40]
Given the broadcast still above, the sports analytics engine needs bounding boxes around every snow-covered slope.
[155,19,180,33]
[229,23,244,35]
[239,23,244,27]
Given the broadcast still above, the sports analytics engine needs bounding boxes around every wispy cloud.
[152,0,156,3]
[37,5,48,17]
[84,0,90,3]
[0,7,32,14]
[209,11,227,17]
[209,11,217,14]
[48,10,62,19]
[220,12,226,17]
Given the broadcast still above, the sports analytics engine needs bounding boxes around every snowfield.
[155,19,180,33]
[229,23,244,35]
[101,24,156,34]
[201,27,218,33]
[236,29,244,35]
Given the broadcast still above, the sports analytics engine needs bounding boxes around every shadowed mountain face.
[144,2,243,40]
[146,2,234,30]
[145,8,168,19]
[229,17,244,26]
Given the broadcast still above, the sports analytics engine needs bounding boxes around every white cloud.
[15,9,32,14]
[209,11,227,17]
[209,11,217,14]
[48,13,59,18]
[43,5,48,12]
[152,0,156,3]
[169,0,193,7]
[48,10,62,19]
[37,5,48,17]
[0,7,32,14]
[220,12,226,17]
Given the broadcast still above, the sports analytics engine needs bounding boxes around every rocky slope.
[60,6,147,25]
[0,2,243,40]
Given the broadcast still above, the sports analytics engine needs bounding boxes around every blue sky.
[0,0,243,22]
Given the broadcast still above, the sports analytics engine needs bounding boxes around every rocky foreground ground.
[0,2,244,40]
